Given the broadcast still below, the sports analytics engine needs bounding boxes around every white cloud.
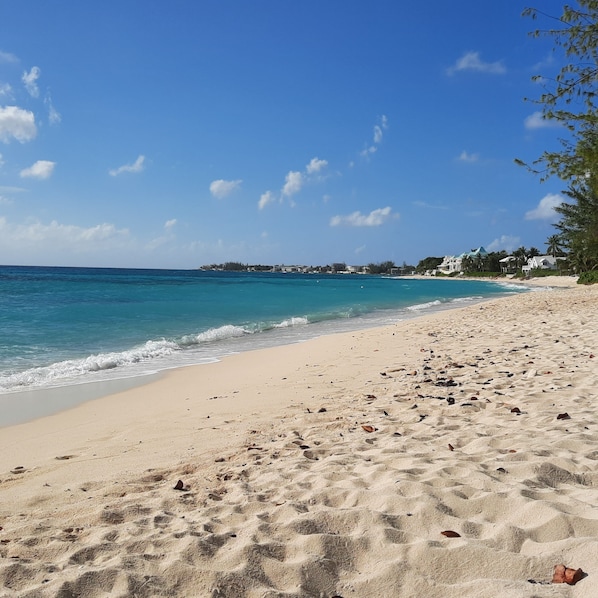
[330,206,395,227]
[373,125,383,144]
[282,170,303,197]
[0,153,3,168]
[260,155,329,210]
[525,193,563,221]
[22,66,41,98]
[0,105,37,143]
[487,235,521,253]
[0,218,130,247]
[109,155,145,176]
[258,190,277,210]
[0,51,18,64]
[447,51,506,75]
[458,150,479,163]
[209,178,242,199]
[306,157,328,174]
[164,219,177,230]
[524,111,562,130]
[20,160,56,179]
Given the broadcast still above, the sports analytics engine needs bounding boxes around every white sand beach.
[1,278,597,597]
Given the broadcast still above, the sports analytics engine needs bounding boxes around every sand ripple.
[1,286,597,597]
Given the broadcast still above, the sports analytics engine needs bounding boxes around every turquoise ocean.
[0,266,527,398]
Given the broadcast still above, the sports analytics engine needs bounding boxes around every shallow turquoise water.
[0,266,525,393]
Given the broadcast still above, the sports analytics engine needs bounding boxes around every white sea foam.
[450,295,484,303]
[182,324,250,346]
[274,317,309,328]
[495,282,529,291]
[405,299,442,311]
[0,339,180,392]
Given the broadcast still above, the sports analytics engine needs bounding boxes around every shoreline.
[402,273,580,288]
[0,276,572,429]
[1,280,596,596]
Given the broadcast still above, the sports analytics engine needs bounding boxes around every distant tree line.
[202,262,272,271]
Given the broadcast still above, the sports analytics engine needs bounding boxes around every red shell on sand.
[552,564,584,585]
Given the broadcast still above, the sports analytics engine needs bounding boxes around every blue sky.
[0,1,571,268]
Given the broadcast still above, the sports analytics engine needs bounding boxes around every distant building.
[437,247,488,274]
[499,256,517,274]
[522,255,558,274]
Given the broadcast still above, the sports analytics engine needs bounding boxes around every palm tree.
[513,246,528,270]
[546,234,564,258]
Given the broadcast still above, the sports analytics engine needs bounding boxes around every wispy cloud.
[45,95,61,125]
[525,193,563,221]
[0,51,18,64]
[524,111,562,130]
[20,160,55,180]
[0,185,27,194]
[0,106,37,143]
[487,235,521,253]
[209,179,242,199]
[531,52,555,73]
[109,155,145,176]
[413,200,448,210]
[447,51,506,75]
[22,66,41,98]
[0,217,130,247]
[360,115,388,158]
[0,83,13,99]
[330,206,396,227]
[146,219,178,251]
[258,190,277,210]
[457,150,479,163]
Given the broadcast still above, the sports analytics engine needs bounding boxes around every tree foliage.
[367,261,396,274]
[546,234,565,256]
[521,2,598,179]
[521,2,598,272]
[415,256,443,273]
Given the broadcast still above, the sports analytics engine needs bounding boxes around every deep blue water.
[0,266,526,393]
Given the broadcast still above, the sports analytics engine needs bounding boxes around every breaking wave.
[0,316,314,393]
